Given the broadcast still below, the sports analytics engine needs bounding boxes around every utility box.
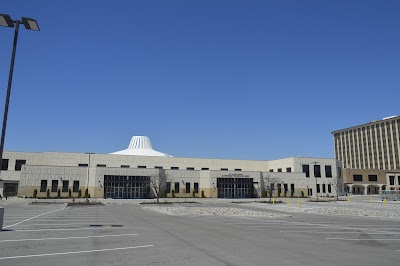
[0,207,3,231]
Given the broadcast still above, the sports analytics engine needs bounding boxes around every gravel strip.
[143,206,290,218]
[245,202,400,219]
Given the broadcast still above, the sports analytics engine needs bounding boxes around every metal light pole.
[0,15,40,181]
[86,152,94,200]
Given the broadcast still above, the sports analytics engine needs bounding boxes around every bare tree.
[149,171,173,203]
[262,175,281,203]
[327,176,342,201]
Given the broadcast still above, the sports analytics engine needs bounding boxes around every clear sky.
[0,0,399,160]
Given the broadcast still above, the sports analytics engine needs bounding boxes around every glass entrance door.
[114,187,124,198]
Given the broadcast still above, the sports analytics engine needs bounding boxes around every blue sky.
[0,0,399,160]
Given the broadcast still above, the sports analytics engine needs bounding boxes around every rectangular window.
[186,167,194,170]
[166,182,171,193]
[269,169,274,172]
[138,166,146,169]
[1,159,9,171]
[283,183,288,193]
[155,166,163,169]
[322,184,326,193]
[389,176,395,185]
[171,167,179,170]
[314,165,321,177]
[325,165,332,177]
[40,180,47,192]
[73,181,79,192]
[185,182,190,193]
[317,184,320,193]
[221,168,228,171]
[174,182,180,193]
[328,184,332,193]
[368,175,377,182]
[62,180,69,192]
[51,180,58,192]
[353,175,363,182]
[97,164,106,167]
[121,165,130,168]
[290,183,295,192]
[15,159,26,171]
[201,168,209,170]
[302,165,309,177]
[286,167,291,172]
[194,183,199,193]
[308,188,313,196]
[235,169,242,171]
[277,168,282,172]
[78,164,88,167]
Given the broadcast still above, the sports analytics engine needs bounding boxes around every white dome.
[111,136,172,157]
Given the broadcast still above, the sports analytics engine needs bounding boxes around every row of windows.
[166,182,199,193]
[78,164,242,171]
[388,176,400,186]
[316,184,332,193]
[269,167,291,172]
[1,159,26,171]
[352,175,378,182]
[302,165,333,178]
[40,180,80,193]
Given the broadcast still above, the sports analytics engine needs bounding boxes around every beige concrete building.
[0,136,343,199]
[332,116,400,194]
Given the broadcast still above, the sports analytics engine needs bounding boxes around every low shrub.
[290,191,294,198]
[301,191,305,198]
[68,188,72,198]
[192,190,195,198]
[46,189,50,198]
[201,190,205,198]
[78,189,82,198]
[171,190,175,198]
[84,188,88,198]
[33,189,38,198]
[57,189,61,198]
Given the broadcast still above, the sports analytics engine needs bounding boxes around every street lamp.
[0,14,40,180]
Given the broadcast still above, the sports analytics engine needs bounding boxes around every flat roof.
[331,115,400,134]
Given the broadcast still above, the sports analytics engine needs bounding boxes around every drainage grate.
[89,224,103,227]
[110,225,123,227]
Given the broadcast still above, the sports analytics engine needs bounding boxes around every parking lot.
[0,198,399,265]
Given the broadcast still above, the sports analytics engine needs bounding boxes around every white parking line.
[0,245,154,260]
[0,233,138,243]
[326,238,400,241]
[3,206,66,229]
[6,227,132,232]
[8,222,124,227]
[281,231,400,235]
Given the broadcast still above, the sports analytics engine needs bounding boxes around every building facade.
[332,116,400,193]
[0,136,344,199]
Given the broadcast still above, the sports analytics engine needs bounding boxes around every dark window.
[171,167,179,170]
[78,164,88,167]
[201,168,209,170]
[186,167,194,170]
[138,166,146,169]
[353,175,363,182]
[286,167,291,172]
[194,183,199,193]
[51,180,58,192]
[40,180,47,192]
[235,169,242,171]
[15,160,26,171]
[73,181,79,192]
[325,165,332,177]
[389,176,395,185]
[322,184,326,193]
[308,188,313,196]
[121,165,130,168]
[277,168,282,172]
[277,184,281,194]
[269,169,274,172]
[302,165,309,177]
[174,182,180,193]
[97,164,106,167]
[314,165,321,177]
[290,183,295,192]
[317,184,320,193]
[328,184,332,193]
[185,183,190,193]
[1,159,9,170]
[283,183,288,193]
[155,166,163,169]
[368,175,377,182]
[166,182,171,193]
[62,180,69,192]
[221,168,228,171]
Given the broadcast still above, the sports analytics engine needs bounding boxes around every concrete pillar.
[363,184,369,195]
[0,207,3,231]
[347,184,354,194]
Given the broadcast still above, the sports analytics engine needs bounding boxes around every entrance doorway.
[217,178,254,198]
[104,175,150,199]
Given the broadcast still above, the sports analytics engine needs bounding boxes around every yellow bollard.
[370,198,373,205]
[272,197,275,205]
[348,197,350,203]
[384,199,387,207]
[297,199,300,208]
[287,199,290,207]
